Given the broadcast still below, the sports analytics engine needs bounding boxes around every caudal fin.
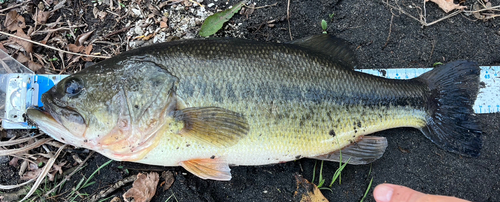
[417,61,482,157]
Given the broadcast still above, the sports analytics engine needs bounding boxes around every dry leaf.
[161,171,175,191]
[16,53,30,64]
[293,174,329,202]
[110,197,122,202]
[85,44,93,55]
[12,28,33,53]
[98,11,107,20]
[425,0,466,13]
[9,157,19,167]
[160,21,168,28]
[36,10,51,24]
[183,0,193,7]
[76,31,94,46]
[4,11,26,31]
[28,61,42,72]
[67,44,85,53]
[0,43,8,52]
[21,169,42,180]
[123,172,159,202]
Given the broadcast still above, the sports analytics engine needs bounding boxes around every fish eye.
[64,78,84,96]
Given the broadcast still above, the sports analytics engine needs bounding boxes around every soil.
[1,0,500,201]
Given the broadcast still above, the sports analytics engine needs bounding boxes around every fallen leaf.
[0,43,7,52]
[12,28,33,53]
[76,31,94,46]
[160,21,168,28]
[4,11,26,31]
[16,53,30,64]
[293,174,329,202]
[85,44,93,55]
[240,3,255,19]
[21,169,42,180]
[123,172,160,202]
[199,1,246,37]
[36,10,51,24]
[183,0,193,7]
[98,11,107,21]
[67,44,85,53]
[110,197,122,202]
[9,157,19,167]
[161,171,175,191]
[425,0,466,13]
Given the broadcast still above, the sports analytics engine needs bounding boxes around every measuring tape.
[1,67,498,129]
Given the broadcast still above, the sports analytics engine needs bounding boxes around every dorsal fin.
[289,34,357,69]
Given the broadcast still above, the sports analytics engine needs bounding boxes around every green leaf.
[321,19,327,31]
[199,1,246,37]
[433,62,443,67]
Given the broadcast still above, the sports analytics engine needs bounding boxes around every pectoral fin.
[310,136,388,165]
[173,107,249,147]
[179,158,231,181]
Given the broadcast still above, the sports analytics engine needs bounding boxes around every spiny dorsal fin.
[179,158,231,181]
[289,34,357,69]
[310,136,388,165]
[174,107,249,148]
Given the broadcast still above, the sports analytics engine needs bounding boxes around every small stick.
[0,31,110,59]
[382,11,394,49]
[0,2,24,13]
[287,0,293,40]
[254,2,278,9]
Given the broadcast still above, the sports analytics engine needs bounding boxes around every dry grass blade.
[0,138,51,156]
[382,0,463,27]
[0,134,42,147]
[19,144,67,202]
[0,178,34,190]
[0,31,110,59]
[44,151,95,197]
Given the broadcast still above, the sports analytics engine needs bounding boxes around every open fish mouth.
[26,108,74,144]
[26,101,87,147]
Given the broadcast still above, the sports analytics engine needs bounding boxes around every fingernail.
[374,185,394,202]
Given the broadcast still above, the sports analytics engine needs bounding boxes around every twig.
[287,0,293,40]
[44,151,95,197]
[428,39,436,61]
[426,10,463,26]
[0,31,110,59]
[382,0,464,27]
[88,174,137,202]
[104,26,132,38]
[382,11,394,49]
[465,5,500,13]
[254,2,278,9]
[0,2,25,13]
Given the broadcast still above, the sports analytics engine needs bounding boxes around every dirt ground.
[1,0,500,201]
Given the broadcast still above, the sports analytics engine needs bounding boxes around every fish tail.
[416,60,482,157]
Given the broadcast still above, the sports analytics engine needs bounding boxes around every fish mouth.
[26,93,87,145]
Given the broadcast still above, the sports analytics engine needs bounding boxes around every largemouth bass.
[27,35,482,180]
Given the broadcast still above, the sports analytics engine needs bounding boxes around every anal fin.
[310,136,388,165]
[179,158,231,181]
